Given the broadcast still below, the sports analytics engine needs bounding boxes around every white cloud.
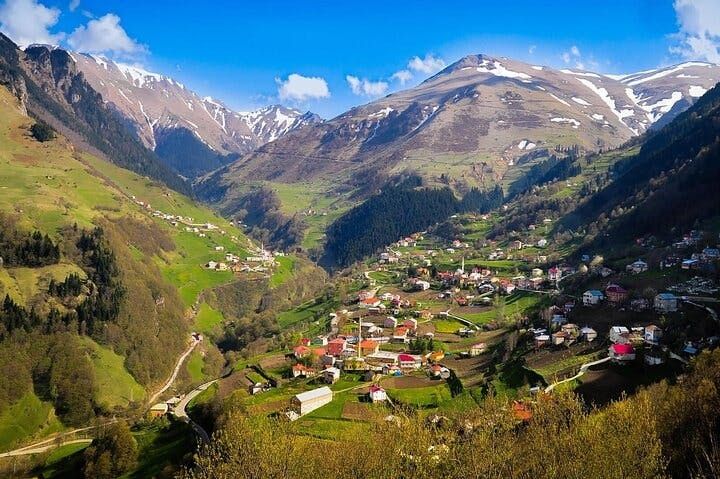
[560,44,599,71]
[276,73,330,101]
[671,0,720,62]
[407,53,445,74]
[69,0,79,12]
[391,69,412,85]
[346,75,388,97]
[0,0,63,47]
[67,13,146,57]
[528,45,537,55]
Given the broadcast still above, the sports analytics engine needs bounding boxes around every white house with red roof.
[609,343,636,362]
[368,385,387,403]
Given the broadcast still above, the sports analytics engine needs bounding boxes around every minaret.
[461,256,465,274]
[357,315,362,359]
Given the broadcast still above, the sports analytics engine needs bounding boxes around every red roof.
[369,385,385,393]
[294,345,310,355]
[398,354,416,362]
[606,284,627,293]
[612,343,634,354]
[359,339,378,349]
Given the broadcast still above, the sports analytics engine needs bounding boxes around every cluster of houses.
[205,245,279,274]
[607,324,666,365]
[582,285,679,313]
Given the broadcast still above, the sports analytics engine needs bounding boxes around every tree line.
[324,182,503,267]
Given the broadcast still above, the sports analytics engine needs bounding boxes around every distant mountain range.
[70,53,321,177]
[209,54,719,197]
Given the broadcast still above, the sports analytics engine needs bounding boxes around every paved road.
[148,337,200,405]
[0,438,93,458]
[544,356,612,393]
[173,379,220,444]
[684,300,719,324]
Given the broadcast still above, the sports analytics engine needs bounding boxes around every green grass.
[387,383,453,408]
[0,391,64,451]
[186,350,206,383]
[269,255,295,288]
[456,292,546,325]
[0,263,85,307]
[433,318,465,334]
[531,351,602,381]
[277,297,336,329]
[194,302,224,334]
[79,337,146,411]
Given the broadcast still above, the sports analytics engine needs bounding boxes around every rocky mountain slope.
[0,35,191,194]
[212,55,719,195]
[71,53,321,160]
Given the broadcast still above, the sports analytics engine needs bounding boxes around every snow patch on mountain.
[625,62,713,86]
[571,97,592,106]
[476,60,531,80]
[551,117,580,128]
[549,93,570,107]
[689,85,708,97]
[576,78,636,133]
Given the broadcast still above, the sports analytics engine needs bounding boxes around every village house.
[368,385,387,403]
[392,326,409,343]
[644,325,663,344]
[537,238,548,248]
[322,367,341,384]
[610,326,630,344]
[580,326,597,342]
[292,364,316,378]
[293,345,311,359]
[532,268,543,277]
[398,353,422,369]
[548,266,562,282]
[384,316,398,328]
[469,343,487,356]
[311,336,329,346]
[654,293,678,313]
[605,284,629,304]
[149,403,169,418]
[582,290,604,306]
[534,334,551,348]
[327,338,347,357]
[645,349,665,366]
[403,318,418,331]
[291,387,333,416]
[627,259,649,274]
[552,331,571,346]
[359,339,380,355]
[609,343,636,363]
[359,297,382,308]
[631,298,650,312]
[561,323,579,338]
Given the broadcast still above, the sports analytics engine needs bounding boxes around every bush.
[30,121,55,142]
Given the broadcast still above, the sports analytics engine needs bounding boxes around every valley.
[0,10,717,477]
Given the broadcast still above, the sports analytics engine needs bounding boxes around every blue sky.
[1,0,719,117]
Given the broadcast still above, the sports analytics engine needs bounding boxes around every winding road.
[0,335,201,458]
[172,378,219,444]
[544,356,612,393]
[148,336,201,405]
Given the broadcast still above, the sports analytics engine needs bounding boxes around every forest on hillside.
[323,181,503,267]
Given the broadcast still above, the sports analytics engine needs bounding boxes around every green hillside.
[0,85,253,449]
